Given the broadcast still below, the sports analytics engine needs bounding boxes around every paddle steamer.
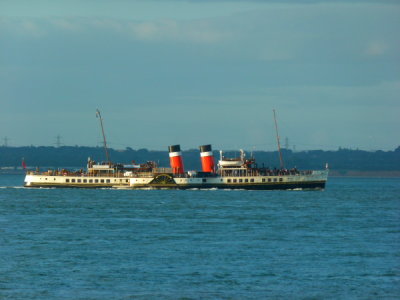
[24,111,328,190]
[24,146,328,190]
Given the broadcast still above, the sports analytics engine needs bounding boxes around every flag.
[22,158,27,170]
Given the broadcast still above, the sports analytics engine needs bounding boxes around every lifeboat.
[217,149,246,168]
[218,159,243,168]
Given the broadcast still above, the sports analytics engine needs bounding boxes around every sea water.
[0,175,399,299]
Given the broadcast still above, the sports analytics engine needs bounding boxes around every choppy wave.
[0,176,398,299]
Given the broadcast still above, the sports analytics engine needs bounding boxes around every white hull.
[24,174,130,188]
[24,170,328,190]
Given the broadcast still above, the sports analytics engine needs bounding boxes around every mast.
[96,109,111,163]
[273,109,284,169]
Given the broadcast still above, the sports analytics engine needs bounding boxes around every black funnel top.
[199,144,212,152]
[168,145,181,153]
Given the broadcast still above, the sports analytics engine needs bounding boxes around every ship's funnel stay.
[199,144,215,173]
[168,145,185,174]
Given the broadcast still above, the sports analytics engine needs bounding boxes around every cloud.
[0,17,45,37]
[0,16,229,44]
[50,18,82,32]
[2,0,399,57]
[1,2,399,85]
[127,19,227,43]
[365,41,389,56]
[0,0,399,150]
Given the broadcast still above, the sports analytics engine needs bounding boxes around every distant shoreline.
[1,146,399,174]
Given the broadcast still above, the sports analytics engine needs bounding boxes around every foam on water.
[0,186,25,189]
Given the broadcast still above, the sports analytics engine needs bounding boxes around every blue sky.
[1,0,399,151]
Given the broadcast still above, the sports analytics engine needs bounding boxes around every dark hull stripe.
[137,182,326,190]
[25,181,326,190]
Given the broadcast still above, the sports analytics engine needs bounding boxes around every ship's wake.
[0,186,26,189]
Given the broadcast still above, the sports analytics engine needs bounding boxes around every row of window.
[198,177,285,184]
[201,178,224,183]
[62,177,283,184]
[227,177,283,183]
[65,178,129,184]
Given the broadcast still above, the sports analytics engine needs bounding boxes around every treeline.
[1,146,400,172]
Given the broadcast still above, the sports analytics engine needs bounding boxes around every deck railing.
[27,168,318,178]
